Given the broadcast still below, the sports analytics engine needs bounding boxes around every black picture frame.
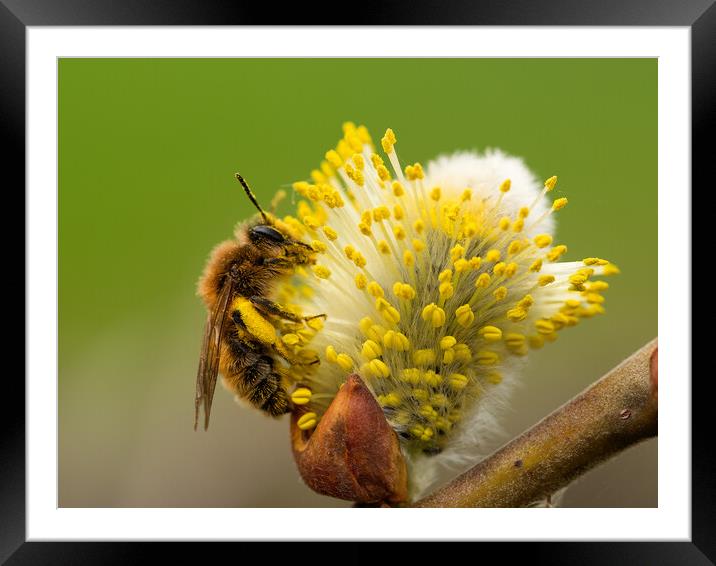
[3,1,706,563]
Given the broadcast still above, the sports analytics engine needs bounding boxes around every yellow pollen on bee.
[499,179,511,193]
[552,197,568,211]
[479,325,502,341]
[493,286,508,301]
[455,304,475,327]
[486,249,501,263]
[476,273,491,288]
[361,339,383,360]
[538,274,556,286]
[297,412,317,430]
[421,303,446,328]
[291,387,312,405]
[440,336,457,350]
[312,265,331,279]
[383,330,410,351]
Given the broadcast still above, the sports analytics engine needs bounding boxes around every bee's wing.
[194,278,234,431]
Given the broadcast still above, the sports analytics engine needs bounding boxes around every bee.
[194,173,321,430]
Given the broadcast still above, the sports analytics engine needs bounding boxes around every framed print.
[3,0,708,562]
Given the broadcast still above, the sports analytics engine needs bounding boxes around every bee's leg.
[261,257,294,270]
[249,296,317,324]
[244,355,290,416]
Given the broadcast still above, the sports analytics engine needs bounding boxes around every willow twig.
[412,338,658,507]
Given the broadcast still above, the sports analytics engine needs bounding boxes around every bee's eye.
[250,225,285,244]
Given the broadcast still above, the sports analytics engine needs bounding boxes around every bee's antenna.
[235,173,269,224]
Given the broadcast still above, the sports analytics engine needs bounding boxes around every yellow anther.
[534,234,553,248]
[486,371,503,385]
[412,238,426,253]
[586,293,605,304]
[403,250,415,267]
[430,187,441,201]
[413,163,425,179]
[479,325,502,341]
[393,282,416,300]
[547,245,568,262]
[366,359,390,378]
[293,181,310,195]
[412,388,429,402]
[312,265,331,279]
[519,206,530,218]
[325,149,342,168]
[291,387,312,405]
[421,303,446,328]
[461,188,473,201]
[355,274,368,290]
[353,252,367,268]
[504,333,526,349]
[367,281,384,298]
[535,319,555,334]
[373,206,391,222]
[583,257,609,266]
[499,216,511,231]
[512,218,525,232]
[336,139,352,159]
[603,263,621,275]
[499,179,511,193]
[476,350,499,365]
[311,240,327,253]
[358,222,372,236]
[544,175,558,191]
[380,392,401,407]
[430,393,449,407]
[508,240,524,255]
[552,197,568,211]
[476,273,492,288]
[442,348,455,364]
[507,307,527,322]
[377,164,391,181]
[438,269,453,283]
[529,258,543,272]
[377,240,390,254]
[423,370,442,387]
[344,245,356,259]
[320,161,334,178]
[370,153,384,168]
[352,153,365,170]
[376,298,401,324]
[486,249,501,262]
[439,281,454,300]
[383,330,410,351]
[381,128,396,153]
[325,345,338,362]
[393,204,405,220]
[454,343,472,362]
[440,336,457,350]
[493,262,507,276]
[360,210,372,226]
[297,412,317,430]
[504,262,518,278]
[450,245,465,261]
[303,215,320,230]
[310,170,326,183]
[538,274,556,286]
[342,121,356,135]
[389,181,406,198]
[453,258,470,273]
[588,281,610,291]
[569,273,588,286]
[469,256,482,270]
[518,294,534,308]
[455,304,475,327]
[322,226,338,240]
[282,333,300,346]
[336,353,354,372]
[404,165,416,180]
[463,222,478,237]
[393,224,407,240]
[413,219,425,234]
[361,339,383,360]
[401,368,421,384]
[448,373,469,390]
[493,286,508,301]
[306,317,324,331]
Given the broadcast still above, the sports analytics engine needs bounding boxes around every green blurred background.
[59,58,656,507]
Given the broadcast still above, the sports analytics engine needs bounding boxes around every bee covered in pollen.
[194,174,325,430]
